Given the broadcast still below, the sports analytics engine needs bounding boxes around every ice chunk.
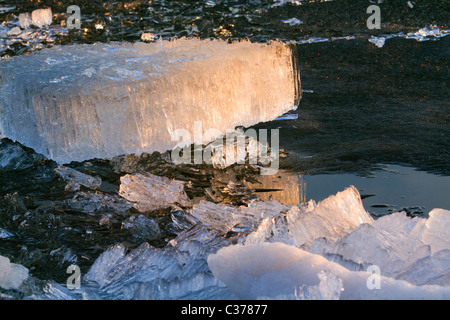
[0,38,300,163]
[0,228,13,239]
[191,199,291,235]
[207,242,450,300]
[31,8,53,28]
[0,255,29,290]
[416,208,450,254]
[406,25,450,41]
[207,129,273,170]
[7,27,22,36]
[55,165,102,191]
[119,173,190,212]
[258,270,343,300]
[63,191,132,215]
[309,210,450,285]
[281,18,303,26]
[395,249,450,286]
[244,213,291,245]
[121,215,161,242]
[84,226,236,299]
[287,186,373,247]
[141,32,156,42]
[191,201,235,233]
[321,219,430,278]
[368,36,386,48]
[0,139,35,170]
[19,13,32,29]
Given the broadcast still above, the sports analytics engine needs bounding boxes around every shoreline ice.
[1,182,446,300]
[0,38,301,164]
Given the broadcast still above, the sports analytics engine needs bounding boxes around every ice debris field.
[0,171,449,300]
[0,36,448,300]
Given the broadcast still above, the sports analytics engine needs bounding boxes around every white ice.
[55,165,102,191]
[0,255,29,290]
[23,185,450,300]
[0,38,300,164]
[82,226,237,300]
[119,172,191,212]
[31,8,53,28]
[19,13,32,29]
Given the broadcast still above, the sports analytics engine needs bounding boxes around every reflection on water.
[257,165,450,218]
[247,170,306,205]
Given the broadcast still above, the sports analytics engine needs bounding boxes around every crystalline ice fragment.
[55,165,102,191]
[0,228,13,239]
[121,215,161,242]
[7,27,22,36]
[141,32,155,42]
[207,242,450,300]
[323,219,430,277]
[394,249,450,286]
[281,18,303,26]
[206,129,273,170]
[287,186,373,248]
[311,209,450,285]
[119,173,190,212]
[84,226,236,299]
[190,199,291,235]
[64,191,132,215]
[416,208,450,254]
[19,13,32,29]
[31,8,53,28]
[190,201,235,233]
[368,36,386,48]
[0,255,29,290]
[258,270,343,300]
[0,139,35,170]
[0,38,300,163]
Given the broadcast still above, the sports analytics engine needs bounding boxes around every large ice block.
[0,38,301,163]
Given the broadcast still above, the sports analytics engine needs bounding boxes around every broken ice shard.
[0,255,29,290]
[0,38,301,163]
[207,242,450,300]
[31,8,53,28]
[119,172,190,212]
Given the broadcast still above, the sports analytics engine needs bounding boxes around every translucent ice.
[207,242,450,300]
[63,191,132,215]
[0,255,29,290]
[314,210,450,285]
[55,165,102,191]
[416,208,450,254]
[191,199,291,235]
[19,13,32,29]
[0,139,35,170]
[31,8,53,28]
[286,186,373,248]
[206,129,273,170]
[119,173,190,212]
[121,215,161,242]
[0,38,301,163]
[83,226,237,299]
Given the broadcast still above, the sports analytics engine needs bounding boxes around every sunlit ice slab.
[0,38,301,164]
